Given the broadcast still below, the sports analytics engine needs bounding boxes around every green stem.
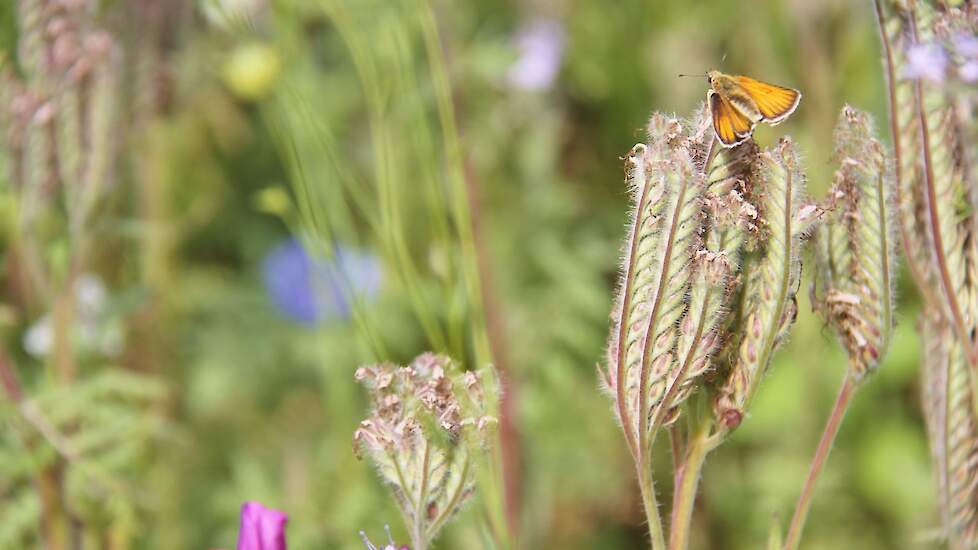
[416,440,431,547]
[669,421,716,550]
[637,457,667,550]
[425,454,472,542]
[783,376,855,550]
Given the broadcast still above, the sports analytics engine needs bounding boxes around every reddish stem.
[783,377,855,550]
[463,159,522,540]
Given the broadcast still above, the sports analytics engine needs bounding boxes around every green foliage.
[0,370,166,548]
[0,0,944,548]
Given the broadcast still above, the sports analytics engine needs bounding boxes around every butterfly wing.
[709,90,755,147]
[733,75,801,125]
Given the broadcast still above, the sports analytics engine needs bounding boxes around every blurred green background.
[0,0,935,548]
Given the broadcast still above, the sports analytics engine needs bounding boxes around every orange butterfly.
[703,70,801,147]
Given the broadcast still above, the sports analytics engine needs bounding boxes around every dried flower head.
[812,106,895,380]
[354,353,497,550]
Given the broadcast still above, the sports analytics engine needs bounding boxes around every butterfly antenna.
[720,51,728,65]
[677,73,706,78]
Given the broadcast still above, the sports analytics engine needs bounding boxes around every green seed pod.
[714,138,812,430]
[921,314,978,545]
[605,113,704,443]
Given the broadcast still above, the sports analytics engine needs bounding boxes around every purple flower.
[904,42,948,83]
[507,18,565,91]
[261,239,382,326]
[236,501,288,550]
[953,33,978,59]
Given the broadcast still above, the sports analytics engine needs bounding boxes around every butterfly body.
[706,70,801,147]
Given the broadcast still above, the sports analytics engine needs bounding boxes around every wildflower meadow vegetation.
[2,0,978,549]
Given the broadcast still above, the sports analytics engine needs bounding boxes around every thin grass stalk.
[305,2,515,543]
[266,116,390,360]
[325,1,450,353]
[414,5,519,538]
[416,0,492,367]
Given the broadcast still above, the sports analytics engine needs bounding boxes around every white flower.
[23,315,52,358]
[75,273,107,318]
[22,274,123,359]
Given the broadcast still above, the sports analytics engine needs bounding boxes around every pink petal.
[236,501,289,550]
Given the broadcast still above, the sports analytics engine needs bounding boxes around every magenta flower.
[236,501,288,550]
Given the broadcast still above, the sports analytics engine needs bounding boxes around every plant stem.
[783,377,855,550]
[669,421,715,550]
[0,353,69,550]
[416,440,431,549]
[669,425,684,476]
[637,458,667,550]
[51,269,78,384]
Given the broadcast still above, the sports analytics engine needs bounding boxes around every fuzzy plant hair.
[874,1,978,546]
[602,103,822,550]
[812,106,896,380]
[354,353,498,550]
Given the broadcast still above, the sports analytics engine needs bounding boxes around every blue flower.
[261,239,381,326]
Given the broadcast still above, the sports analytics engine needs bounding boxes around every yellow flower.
[223,42,280,101]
